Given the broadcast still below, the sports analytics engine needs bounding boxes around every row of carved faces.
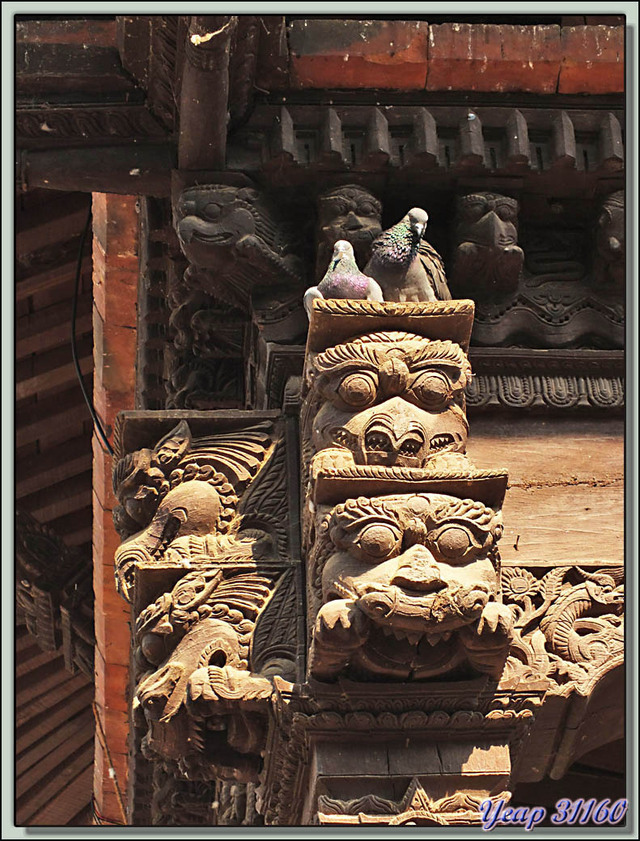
[175,182,624,307]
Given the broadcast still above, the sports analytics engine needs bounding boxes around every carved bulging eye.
[411,372,452,410]
[338,372,378,408]
[431,525,482,563]
[358,202,376,216]
[203,202,222,220]
[462,200,486,222]
[355,524,401,561]
[495,203,516,222]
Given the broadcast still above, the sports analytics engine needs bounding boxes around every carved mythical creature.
[594,190,624,292]
[112,419,274,601]
[451,192,524,299]
[174,185,303,310]
[134,566,276,783]
[501,566,624,689]
[306,332,471,472]
[308,492,512,681]
[304,240,383,318]
[315,184,382,280]
[365,208,452,302]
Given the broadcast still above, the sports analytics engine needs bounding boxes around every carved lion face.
[310,334,471,467]
[317,185,382,272]
[321,493,502,634]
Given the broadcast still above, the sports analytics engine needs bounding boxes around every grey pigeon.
[365,207,452,303]
[303,240,384,318]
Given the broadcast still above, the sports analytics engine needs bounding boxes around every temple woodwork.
[15,12,626,829]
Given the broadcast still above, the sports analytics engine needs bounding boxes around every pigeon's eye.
[411,372,452,410]
[338,372,378,408]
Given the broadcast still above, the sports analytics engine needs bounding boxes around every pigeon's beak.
[413,222,426,239]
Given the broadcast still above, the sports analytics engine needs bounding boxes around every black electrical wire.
[71,205,115,457]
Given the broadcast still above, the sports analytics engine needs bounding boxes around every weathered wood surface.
[467,417,623,565]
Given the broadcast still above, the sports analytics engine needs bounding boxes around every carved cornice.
[16,105,168,145]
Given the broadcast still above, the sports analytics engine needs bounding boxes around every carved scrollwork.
[112,419,275,599]
[500,565,624,691]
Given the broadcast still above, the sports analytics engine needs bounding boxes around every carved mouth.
[380,625,453,646]
[429,433,456,451]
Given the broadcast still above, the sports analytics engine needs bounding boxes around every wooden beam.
[178,16,237,169]
[17,442,92,499]
[16,258,91,303]
[19,144,175,196]
[16,387,91,448]
[16,353,93,401]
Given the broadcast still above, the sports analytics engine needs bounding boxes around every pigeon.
[364,207,452,303]
[303,240,384,318]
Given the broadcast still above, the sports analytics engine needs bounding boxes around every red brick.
[92,193,140,257]
[95,702,131,757]
[559,25,624,93]
[92,436,117,509]
[290,19,428,89]
[427,24,561,93]
[94,647,130,713]
[92,243,138,327]
[95,321,137,397]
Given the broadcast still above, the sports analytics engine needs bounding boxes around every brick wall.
[287,20,624,93]
[91,193,139,824]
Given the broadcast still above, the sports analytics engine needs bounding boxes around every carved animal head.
[455,193,519,249]
[309,333,470,466]
[595,190,624,290]
[316,184,382,277]
[315,493,504,677]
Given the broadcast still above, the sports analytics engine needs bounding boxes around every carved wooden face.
[321,493,502,632]
[317,186,382,268]
[315,493,504,679]
[176,186,258,268]
[596,191,624,285]
[310,334,470,467]
[456,193,519,248]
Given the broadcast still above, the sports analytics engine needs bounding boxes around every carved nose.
[344,211,363,230]
[392,547,446,593]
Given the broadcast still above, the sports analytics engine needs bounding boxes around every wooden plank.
[28,765,94,827]
[16,649,65,680]
[500,483,624,566]
[468,416,624,485]
[16,438,92,498]
[16,258,91,303]
[16,206,90,257]
[17,662,80,708]
[17,729,93,799]
[16,386,91,448]
[16,683,93,743]
[16,354,93,401]
[16,740,94,825]
[22,477,93,524]
[17,293,90,338]
[17,309,92,359]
